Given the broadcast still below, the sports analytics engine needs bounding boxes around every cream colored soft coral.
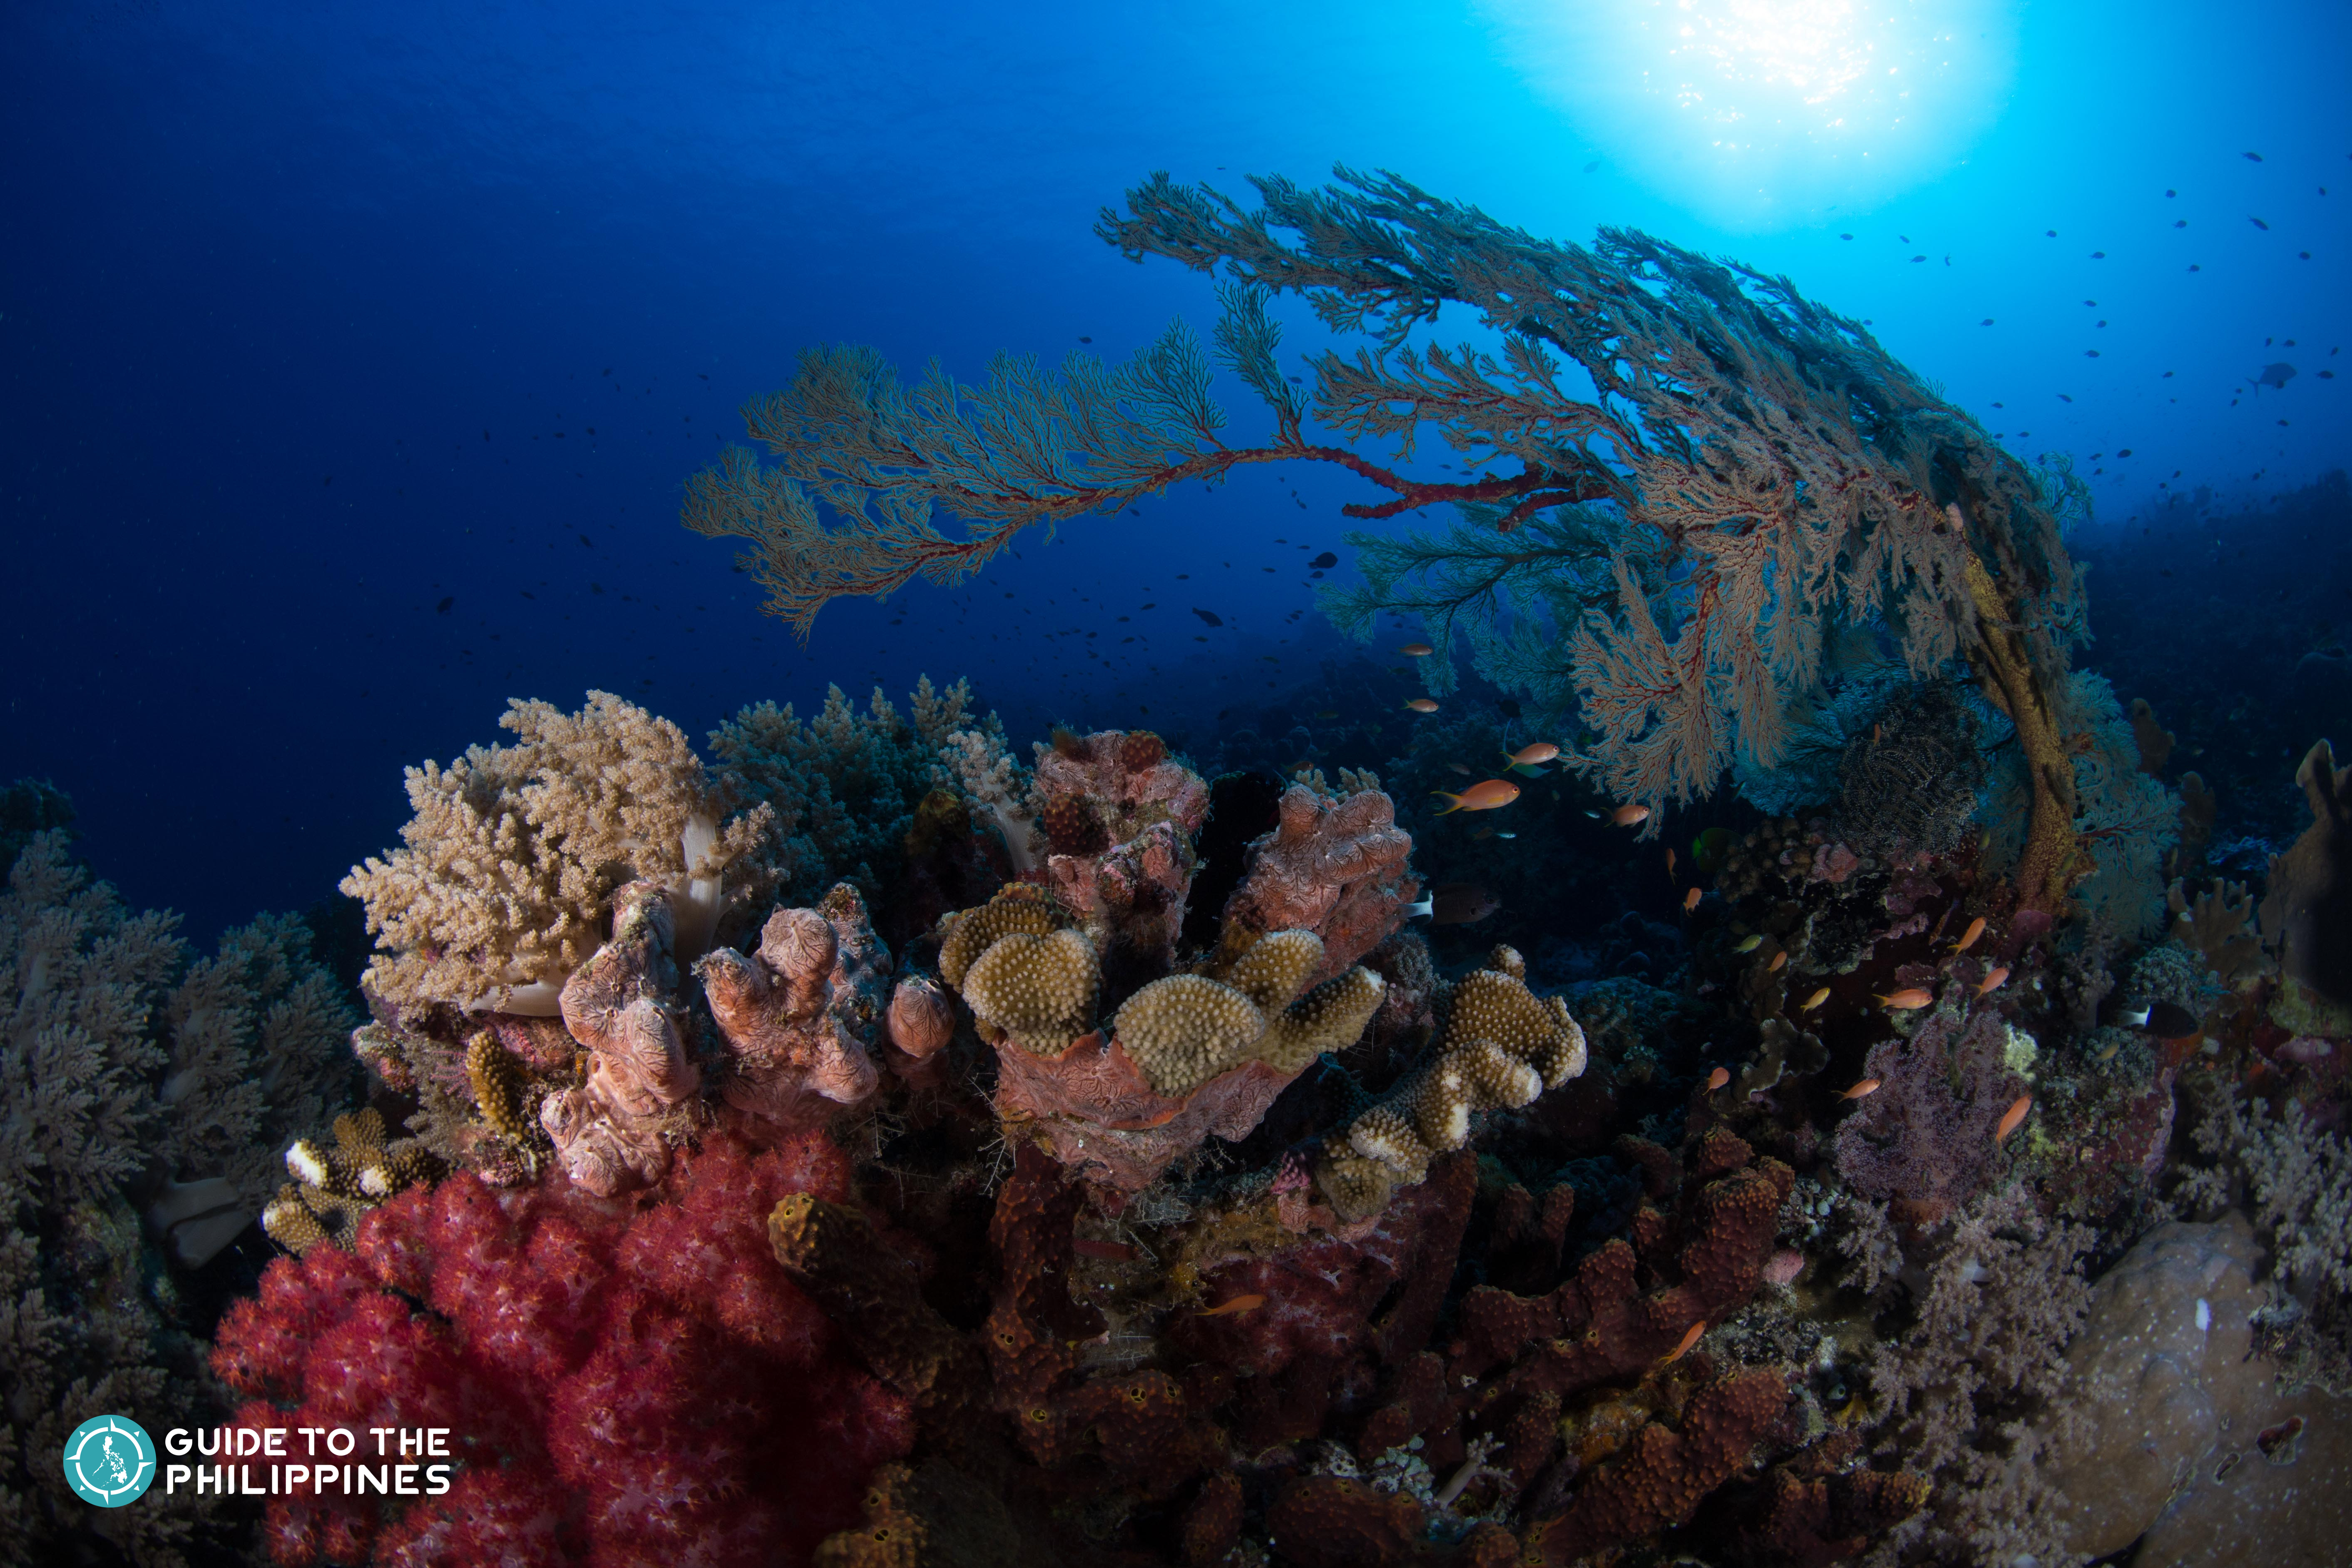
[341,691,783,1014]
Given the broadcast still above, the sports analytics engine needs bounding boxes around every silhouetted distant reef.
[2076,470,2352,850]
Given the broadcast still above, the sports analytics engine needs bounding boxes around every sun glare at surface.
[1477,0,2019,229]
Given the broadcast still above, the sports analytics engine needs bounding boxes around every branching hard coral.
[342,691,785,1016]
[682,169,2087,902]
[1323,946,1586,1219]
[708,675,985,903]
[262,1107,442,1255]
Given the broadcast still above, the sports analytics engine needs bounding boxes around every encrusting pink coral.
[1030,728,1208,979]
[212,1128,913,1567]
[697,889,889,1135]
[1221,783,1418,984]
[539,881,699,1195]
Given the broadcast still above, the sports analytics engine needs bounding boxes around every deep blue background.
[3,0,2346,943]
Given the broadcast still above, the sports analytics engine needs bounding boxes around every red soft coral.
[213,1129,909,1567]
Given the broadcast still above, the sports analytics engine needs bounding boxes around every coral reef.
[215,1129,914,1566]
[1221,783,1418,984]
[2260,737,2352,1007]
[709,674,989,913]
[2,826,338,1566]
[342,690,785,1014]
[1831,998,2032,1230]
[1324,946,1587,1219]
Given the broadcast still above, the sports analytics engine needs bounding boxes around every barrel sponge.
[939,886,1058,988]
[1223,928,1324,1013]
[1114,974,1267,1097]
[1257,965,1387,1075]
[961,928,1101,1054]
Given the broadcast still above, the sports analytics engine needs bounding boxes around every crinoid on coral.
[216,1128,915,1568]
[1220,782,1418,985]
[1321,946,1587,1220]
[342,690,787,1016]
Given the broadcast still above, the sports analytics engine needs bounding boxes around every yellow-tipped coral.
[938,885,1059,989]
[265,1108,443,1253]
[962,928,1101,1054]
[1323,944,1586,1218]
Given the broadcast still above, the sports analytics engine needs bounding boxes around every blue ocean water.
[2,0,2345,945]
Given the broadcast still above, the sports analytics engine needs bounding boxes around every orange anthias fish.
[1766,951,1788,973]
[1877,988,1935,1011]
[1399,642,1435,657]
[1951,916,1987,953]
[1405,697,1440,713]
[1801,987,1831,1011]
[1504,741,1561,766]
[1662,1320,1707,1364]
[1978,966,2011,996]
[1196,1293,1268,1318]
[1706,1066,1730,1092]
[1835,1078,1882,1101]
[1665,847,1677,877]
[1683,886,1703,912]
[1432,779,1519,815]
[1611,804,1650,827]
[1995,1095,2033,1144]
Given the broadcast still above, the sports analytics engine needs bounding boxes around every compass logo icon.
[63,1415,156,1507]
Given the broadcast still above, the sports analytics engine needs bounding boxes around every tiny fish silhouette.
[1197,1293,1266,1317]
[1835,1078,1882,1101]
[1877,988,1934,1010]
[1801,987,1831,1011]
[1447,762,1472,776]
[1192,609,1223,626]
[1405,698,1439,713]
[1706,1067,1730,1092]
[1684,887,1703,912]
[1431,780,1519,815]
[2250,216,2270,230]
[1662,1320,1706,1363]
[1951,916,1987,952]
[1399,642,1435,656]
[1309,551,1337,568]
[1665,847,1677,876]
[2254,363,2296,391]
[1978,966,2011,996]
[1995,1095,2032,1144]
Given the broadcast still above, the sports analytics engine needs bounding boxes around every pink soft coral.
[214,1131,912,1566]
